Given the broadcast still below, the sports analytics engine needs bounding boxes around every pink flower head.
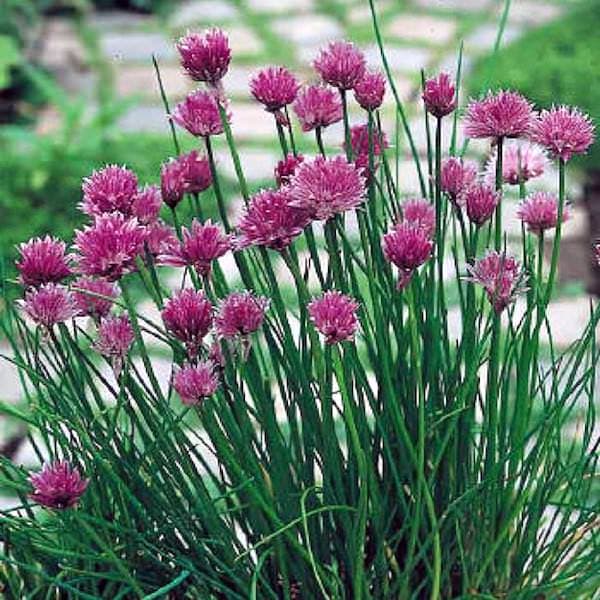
[529,105,595,162]
[173,361,219,405]
[172,90,224,138]
[23,284,78,329]
[467,251,526,313]
[484,140,548,186]
[144,221,178,257]
[308,291,359,344]
[93,314,135,374]
[73,213,146,281]
[345,123,388,179]
[80,165,138,217]
[441,157,478,206]
[402,199,436,238]
[215,292,269,339]
[517,191,570,235]
[16,236,73,288]
[182,150,213,194]
[250,66,300,114]
[72,277,117,321]
[464,183,501,226]
[29,461,88,509]
[275,153,304,187]
[161,157,187,209]
[177,28,231,84]
[382,222,433,284]
[237,188,310,251]
[422,72,456,118]
[162,289,213,358]
[313,40,366,91]
[288,155,366,221]
[159,219,231,277]
[464,90,534,139]
[132,185,162,224]
[293,85,343,132]
[353,70,386,111]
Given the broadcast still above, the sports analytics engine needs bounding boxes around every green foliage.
[469,1,600,169]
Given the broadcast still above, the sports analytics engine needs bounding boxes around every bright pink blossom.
[441,157,478,205]
[275,153,304,188]
[517,191,570,235]
[464,183,501,226]
[173,361,219,405]
[143,221,178,257]
[293,85,342,132]
[72,277,117,321]
[161,157,187,209]
[132,185,162,224]
[177,28,231,84]
[182,150,213,194]
[402,199,436,238]
[422,72,456,118]
[23,284,78,328]
[16,236,73,288]
[313,40,366,90]
[308,291,359,344]
[353,70,386,111]
[215,292,268,339]
[529,105,595,162]
[29,461,88,509]
[484,141,548,186]
[172,90,224,138]
[346,123,388,178]
[80,165,138,217]
[288,155,366,221]
[93,314,134,374]
[382,222,433,285]
[464,90,534,139]
[250,66,299,115]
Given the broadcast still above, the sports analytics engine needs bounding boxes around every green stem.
[494,136,504,251]
[218,102,249,204]
[204,135,231,232]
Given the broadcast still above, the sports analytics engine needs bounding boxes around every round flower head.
[93,314,134,375]
[173,361,219,406]
[467,251,526,313]
[484,140,548,186]
[441,157,478,206]
[288,155,366,221]
[172,90,224,138]
[73,213,146,281]
[177,28,231,84]
[72,277,117,321]
[29,461,88,510]
[422,72,456,118]
[237,188,310,251]
[517,191,570,235]
[354,70,386,111]
[464,90,534,139]
[23,284,78,329]
[529,105,595,162]
[159,219,231,277]
[275,153,304,188]
[382,222,434,285]
[132,185,162,224]
[308,291,359,344]
[464,183,501,226]
[215,292,269,339]
[80,165,138,217]
[345,123,388,179]
[143,221,178,257]
[313,40,366,90]
[402,199,436,238]
[293,85,343,132]
[250,66,300,114]
[181,150,212,194]
[16,236,73,288]
[161,157,187,209]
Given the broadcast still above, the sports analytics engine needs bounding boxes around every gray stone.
[0,345,24,405]
[396,158,426,194]
[272,14,343,47]
[540,297,593,348]
[229,102,277,140]
[170,0,239,27]
[215,147,278,182]
[114,64,190,99]
[408,115,465,155]
[39,18,87,70]
[508,2,562,25]
[247,0,314,14]
[88,11,154,31]
[117,105,170,134]
[465,23,523,53]
[100,31,176,63]
[363,44,432,72]
[225,65,255,97]
[227,25,264,56]
[387,14,458,46]
[413,0,492,11]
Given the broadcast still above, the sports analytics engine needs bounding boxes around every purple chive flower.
[288,155,366,221]
[80,165,138,217]
[22,284,78,329]
[467,251,526,313]
[74,213,146,281]
[517,191,570,235]
[422,72,456,118]
[345,123,388,179]
[308,291,359,344]
[159,219,231,277]
[529,105,595,162]
[72,277,117,321]
[292,85,343,132]
[143,221,178,258]
[173,361,220,405]
[353,70,386,111]
[313,40,366,91]
[162,289,213,358]
[215,292,269,339]
[132,185,162,225]
[464,90,534,139]
[464,183,501,226]
[16,236,73,288]
[484,141,548,186]
[236,188,310,251]
[402,199,436,238]
[172,90,224,138]
[275,153,304,188]
[161,157,187,209]
[93,314,135,375]
[250,66,300,118]
[440,157,478,206]
[29,461,89,510]
[182,150,213,194]
[177,28,231,84]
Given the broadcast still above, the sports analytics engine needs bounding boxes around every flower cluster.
[29,461,89,510]
[308,291,359,344]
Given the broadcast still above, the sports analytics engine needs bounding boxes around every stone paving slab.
[117,105,170,134]
[508,1,563,25]
[363,44,432,72]
[413,0,493,10]
[387,13,458,46]
[100,31,176,63]
[215,147,279,182]
[170,0,240,27]
[465,22,523,53]
[271,14,343,47]
[114,64,190,100]
[229,102,278,140]
[247,0,315,14]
